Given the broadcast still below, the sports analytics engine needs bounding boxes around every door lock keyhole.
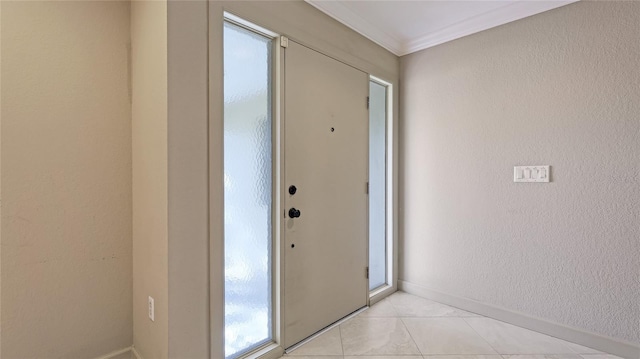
[288,185,297,195]
[288,208,301,218]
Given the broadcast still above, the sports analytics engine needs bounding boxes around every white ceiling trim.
[305,1,404,55]
[305,0,579,57]
[402,0,579,55]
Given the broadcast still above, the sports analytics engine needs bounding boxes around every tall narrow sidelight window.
[369,79,388,291]
[224,20,273,358]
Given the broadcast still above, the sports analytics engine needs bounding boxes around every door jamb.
[368,75,397,305]
[215,10,398,359]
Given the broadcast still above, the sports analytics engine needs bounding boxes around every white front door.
[283,40,369,348]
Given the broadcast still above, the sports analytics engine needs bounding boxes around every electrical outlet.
[148,296,155,322]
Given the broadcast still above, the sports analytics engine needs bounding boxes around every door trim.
[212,6,399,359]
[221,12,283,359]
[368,75,397,304]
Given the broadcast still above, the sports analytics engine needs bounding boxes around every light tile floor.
[282,291,623,359]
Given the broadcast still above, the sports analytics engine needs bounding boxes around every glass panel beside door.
[223,20,273,359]
[369,79,388,291]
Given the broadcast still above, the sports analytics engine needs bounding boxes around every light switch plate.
[514,165,550,182]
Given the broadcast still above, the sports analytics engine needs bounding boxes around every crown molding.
[401,0,579,55]
[306,0,579,57]
[305,0,404,55]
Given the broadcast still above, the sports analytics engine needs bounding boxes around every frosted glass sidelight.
[369,81,387,291]
[224,21,273,358]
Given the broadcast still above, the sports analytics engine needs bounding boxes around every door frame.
[213,7,399,359]
[220,12,285,359]
[368,75,397,306]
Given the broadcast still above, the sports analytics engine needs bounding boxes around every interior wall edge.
[399,280,640,359]
[131,0,169,358]
[166,0,210,357]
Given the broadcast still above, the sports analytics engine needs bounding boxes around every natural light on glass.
[369,80,387,291]
[224,21,273,358]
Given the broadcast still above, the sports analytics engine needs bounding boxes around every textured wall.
[1,1,133,357]
[131,1,169,358]
[400,1,639,344]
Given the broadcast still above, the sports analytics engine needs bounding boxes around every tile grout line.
[459,318,607,357]
[285,292,618,359]
[386,297,400,318]
[388,300,401,317]
[338,322,346,357]
[399,317,424,356]
[461,316,504,356]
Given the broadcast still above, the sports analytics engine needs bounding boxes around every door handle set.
[288,185,301,218]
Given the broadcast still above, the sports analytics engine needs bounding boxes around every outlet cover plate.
[148,296,155,321]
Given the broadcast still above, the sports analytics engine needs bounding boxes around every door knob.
[288,208,301,218]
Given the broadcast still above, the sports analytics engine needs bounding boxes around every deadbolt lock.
[288,208,301,219]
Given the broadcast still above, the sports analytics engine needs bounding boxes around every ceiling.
[305,0,579,56]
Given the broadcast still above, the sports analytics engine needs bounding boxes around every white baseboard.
[399,280,640,359]
[93,346,133,359]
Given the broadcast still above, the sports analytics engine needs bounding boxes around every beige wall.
[1,1,133,357]
[167,1,209,356]
[1,1,397,357]
[131,1,169,358]
[400,0,639,346]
